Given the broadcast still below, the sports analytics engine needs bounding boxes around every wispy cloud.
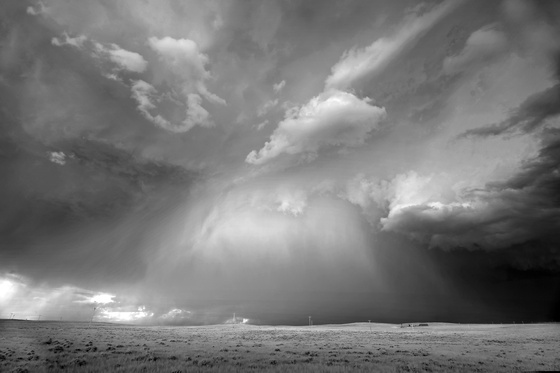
[443,24,508,75]
[26,1,48,16]
[51,33,87,48]
[461,83,560,138]
[130,80,173,130]
[94,42,148,73]
[273,80,286,93]
[325,0,464,91]
[52,33,147,74]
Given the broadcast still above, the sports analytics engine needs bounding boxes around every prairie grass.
[1,320,559,372]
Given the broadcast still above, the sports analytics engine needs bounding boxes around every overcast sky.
[1,0,559,325]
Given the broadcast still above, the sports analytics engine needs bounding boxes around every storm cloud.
[1,0,559,324]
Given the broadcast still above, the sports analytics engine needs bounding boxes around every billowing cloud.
[342,171,457,227]
[3,0,560,325]
[325,0,464,91]
[443,24,508,75]
[379,142,560,261]
[246,90,386,165]
[133,36,226,132]
[148,36,225,105]
[341,138,560,270]
[274,189,308,216]
[0,273,122,321]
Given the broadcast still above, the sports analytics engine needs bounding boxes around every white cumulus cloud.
[246,90,386,165]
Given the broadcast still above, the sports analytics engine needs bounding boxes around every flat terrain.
[0,320,559,372]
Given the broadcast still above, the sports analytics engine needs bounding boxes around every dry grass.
[1,320,559,372]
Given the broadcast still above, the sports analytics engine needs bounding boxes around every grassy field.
[1,320,559,372]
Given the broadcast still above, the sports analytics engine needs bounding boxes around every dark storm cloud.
[0,127,200,284]
[2,0,560,324]
[381,137,560,265]
[0,23,201,286]
[0,4,150,145]
[380,9,560,261]
[375,80,560,262]
[378,84,560,269]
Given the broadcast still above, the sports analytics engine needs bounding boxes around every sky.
[1,0,559,325]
